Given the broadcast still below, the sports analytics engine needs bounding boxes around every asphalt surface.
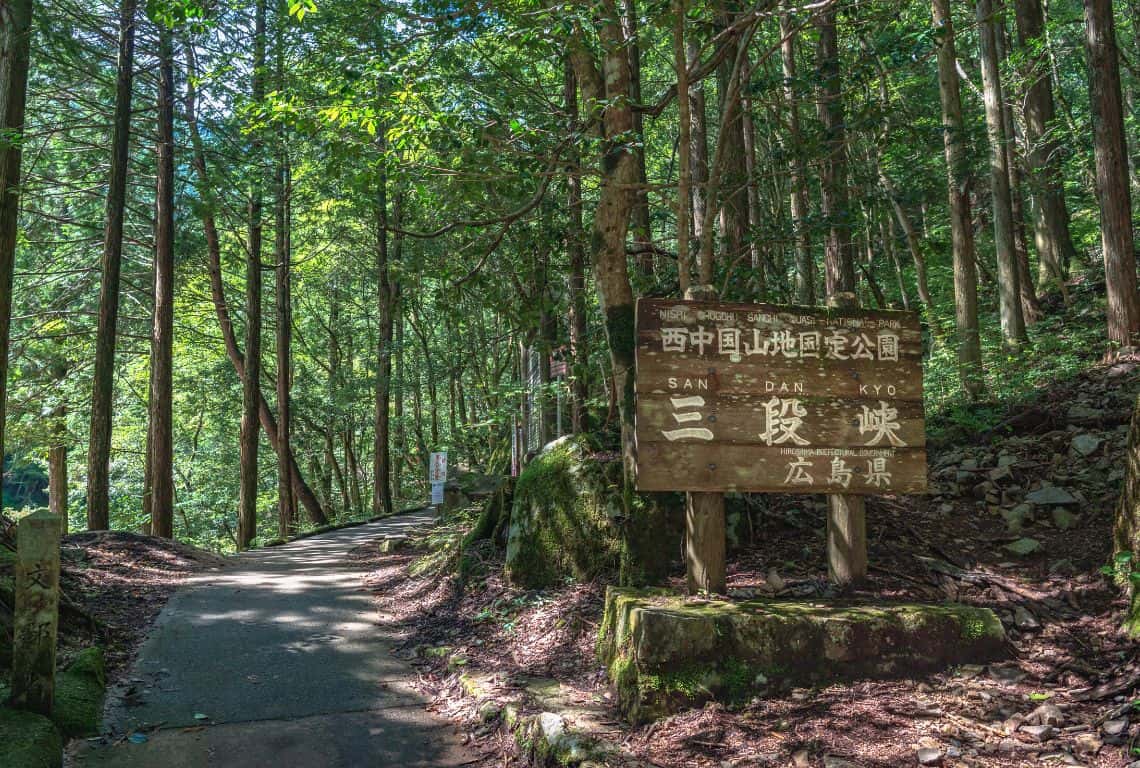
[72,510,473,768]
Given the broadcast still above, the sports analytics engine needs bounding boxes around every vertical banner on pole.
[429,451,447,507]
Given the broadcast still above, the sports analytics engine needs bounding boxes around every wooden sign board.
[634,299,926,495]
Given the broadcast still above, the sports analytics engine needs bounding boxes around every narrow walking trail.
[72,509,472,768]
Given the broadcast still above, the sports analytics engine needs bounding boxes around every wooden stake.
[11,511,62,716]
[826,292,867,586]
[682,284,726,594]
[685,491,726,593]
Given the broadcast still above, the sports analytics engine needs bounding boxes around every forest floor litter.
[360,351,1140,768]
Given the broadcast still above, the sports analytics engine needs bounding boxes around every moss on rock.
[505,436,679,590]
[599,587,1007,723]
[51,646,105,738]
[0,707,63,768]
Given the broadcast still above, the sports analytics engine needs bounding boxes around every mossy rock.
[598,587,1006,723]
[0,707,63,768]
[505,435,679,589]
[51,647,105,738]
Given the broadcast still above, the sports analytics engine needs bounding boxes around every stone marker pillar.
[11,510,62,716]
[825,292,867,586]
[683,284,726,594]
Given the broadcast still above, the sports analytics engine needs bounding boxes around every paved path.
[73,510,472,768]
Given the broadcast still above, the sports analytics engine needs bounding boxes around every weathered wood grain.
[634,299,927,494]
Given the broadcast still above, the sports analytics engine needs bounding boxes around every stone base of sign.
[0,707,63,768]
[505,435,681,590]
[597,587,1006,723]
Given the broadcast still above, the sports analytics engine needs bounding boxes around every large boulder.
[598,587,1007,723]
[505,436,680,589]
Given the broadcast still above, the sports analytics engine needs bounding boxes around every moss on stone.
[504,433,681,591]
[51,647,105,738]
[599,588,1007,723]
[0,707,63,768]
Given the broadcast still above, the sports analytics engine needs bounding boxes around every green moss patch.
[51,646,106,738]
[505,436,679,590]
[0,707,63,768]
[598,587,1007,723]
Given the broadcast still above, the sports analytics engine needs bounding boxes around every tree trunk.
[816,5,856,297]
[87,0,137,531]
[932,0,984,396]
[183,45,327,526]
[1014,0,1078,286]
[622,0,654,277]
[977,0,1028,350]
[570,1,638,479]
[674,0,692,295]
[995,22,1042,324]
[147,21,176,539]
[713,0,748,287]
[49,405,67,534]
[1084,0,1140,346]
[373,154,395,519]
[0,0,33,513]
[564,58,590,434]
[274,7,295,538]
[816,8,865,587]
[687,37,710,270]
[781,7,815,305]
[238,0,267,551]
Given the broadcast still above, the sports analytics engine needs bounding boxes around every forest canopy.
[0,0,1137,551]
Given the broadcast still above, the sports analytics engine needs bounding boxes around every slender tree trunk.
[564,58,590,433]
[373,154,395,518]
[781,7,815,305]
[740,71,765,300]
[622,0,654,277]
[878,165,932,307]
[182,45,327,526]
[87,0,137,531]
[713,0,748,286]
[393,308,406,497]
[883,214,910,310]
[148,21,175,539]
[687,37,710,267]
[1084,0,1140,346]
[238,0,267,551]
[1014,0,1078,285]
[49,405,67,533]
[674,0,692,295]
[0,0,33,513]
[996,22,1042,324]
[274,29,295,538]
[933,0,984,396]
[816,6,856,297]
[977,0,1027,350]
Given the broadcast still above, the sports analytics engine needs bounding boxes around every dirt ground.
[360,354,1140,767]
[57,531,226,676]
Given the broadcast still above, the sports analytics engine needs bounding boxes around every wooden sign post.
[634,298,925,591]
[11,511,62,716]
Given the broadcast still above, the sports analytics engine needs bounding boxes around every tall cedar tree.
[147,21,176,538]
[87,0,137,530]
[1084,0,1140,346]
[0,0,33,512]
